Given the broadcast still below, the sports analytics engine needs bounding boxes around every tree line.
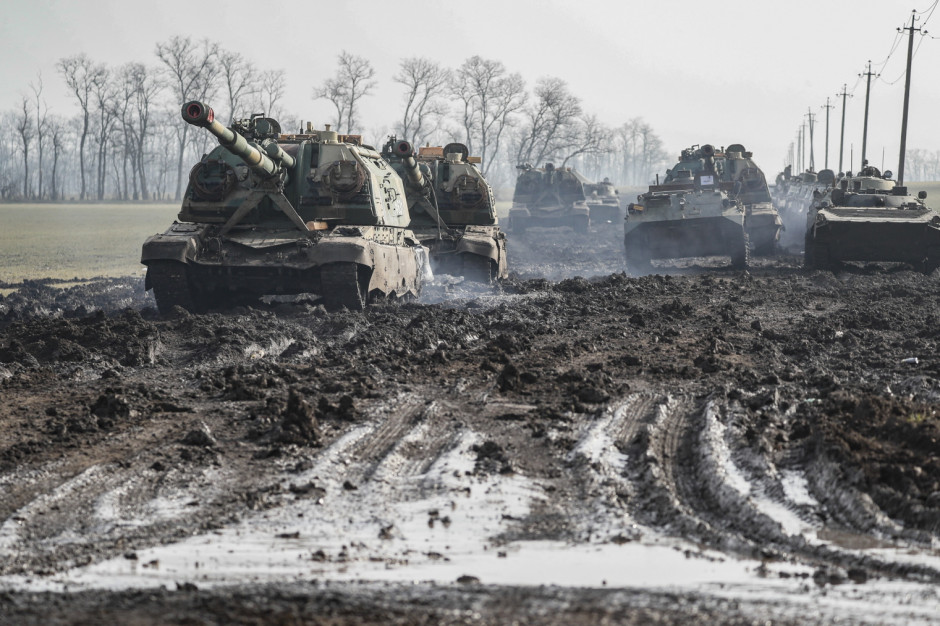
[0,36,678,203]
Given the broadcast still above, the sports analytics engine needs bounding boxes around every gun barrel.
[264,141,295,169]
[393,140,426,189]
[181,101,279,178]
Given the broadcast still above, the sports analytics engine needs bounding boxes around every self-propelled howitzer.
[141,101,430,313]
[382,138,507,282]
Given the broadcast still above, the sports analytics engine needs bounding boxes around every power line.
[879,34,928,85]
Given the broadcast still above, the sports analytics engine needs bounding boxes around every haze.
[2,0,938,174]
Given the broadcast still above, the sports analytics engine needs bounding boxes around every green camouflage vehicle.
[625,154,747,273]
[381,138,507,282]
[805,164,940,273]
[509,163,590,234]
[141,101,429,313]
[581,176,622,223]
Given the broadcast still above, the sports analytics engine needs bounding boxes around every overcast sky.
[2,0,938,177]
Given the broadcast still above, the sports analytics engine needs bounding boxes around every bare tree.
[314,51,376,133]
[155,36,218,201]
[450,56,527,176]
[394,57,451,146]
[257,69,286,119]
[218,49,259,123]
[30,74,49,200]
[91,68,117,200]
[514,77,581,167]
[58,54,107,200]
[48,116,67,201]
[560,114,610,167]
[122,63,162,201]
[14,96,34,199]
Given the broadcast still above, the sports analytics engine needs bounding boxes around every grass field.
[0,204,179,284]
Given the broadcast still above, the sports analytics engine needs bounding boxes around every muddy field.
[1,224,939,624]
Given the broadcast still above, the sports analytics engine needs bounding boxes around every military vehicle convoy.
[381,138,507,282]
[509,163,591,234]
[805,164,940,273]
[624,151,748,273]
[141,101,430,314]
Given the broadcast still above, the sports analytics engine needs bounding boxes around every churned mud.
[1,225,939,624]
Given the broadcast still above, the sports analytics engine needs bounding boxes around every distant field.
[0,204,179,284]
[908,181,940,198]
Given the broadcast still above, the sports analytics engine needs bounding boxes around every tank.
[659,144,781,255]
[141,101,430,313]
[581,176,622,223]
[805,164,940,272]
[624,157,748,273]
[381,138,507,282]
[509,163,590,234]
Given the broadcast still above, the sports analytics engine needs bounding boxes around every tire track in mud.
[622,393,940,582]
[561,392,661,541]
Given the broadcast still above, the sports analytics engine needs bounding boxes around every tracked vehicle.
[625,155,747,273]
[720,144,781,255]
[381,138,507,282]
[509,163,590,233]
[582,176,622,223]
[644,144,781,255]
[805,164,940,273]
[141,101,429,313]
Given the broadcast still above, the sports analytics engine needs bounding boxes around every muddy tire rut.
[2,227,940,623]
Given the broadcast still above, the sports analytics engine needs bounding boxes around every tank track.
[147,261,204,315]
[462,254,494,284]
[320,262,367,312]
[730,231,750,269]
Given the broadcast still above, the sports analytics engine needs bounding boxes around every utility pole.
[860,61,878,167]
[806,108,816,172]
[801,122,806,172]
[837,84,851,173]
[897,11,925,186]
[797,127,803,172]
[821,98,834,170]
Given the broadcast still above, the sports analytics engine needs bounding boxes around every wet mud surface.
[1,226,939,624]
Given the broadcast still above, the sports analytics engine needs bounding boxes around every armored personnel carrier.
[805,164,940,272]
[381,138,507,282]
[141,101,429,313]
[509,163,590,233]
[662,144,781,255]
[779,169,835,249]
[581,176,622,223]
[624,156,748,273]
